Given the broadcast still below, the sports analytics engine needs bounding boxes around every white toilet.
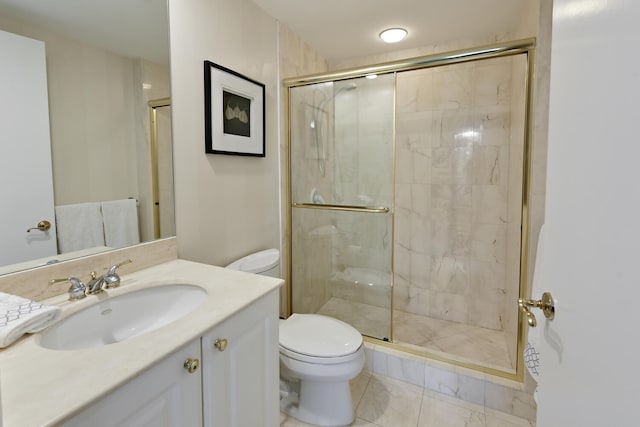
[226,249,365,427]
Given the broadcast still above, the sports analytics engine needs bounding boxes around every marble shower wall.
[289,82,335,314]
[291,208,333,314]
[330,76,394,312]
[279,23,329,316]
[394,56,527,337]
[290,76,395,323]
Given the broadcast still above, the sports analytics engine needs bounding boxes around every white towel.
[0,292,61,348]
[55,202,105,254]
[101,199,140,248]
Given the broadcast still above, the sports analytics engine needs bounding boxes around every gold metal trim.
[516,45,537,382]
[363,336,519,380]
[285,38,536,382]
[285,86,293,318]
[283,38,535,87]
[148,97,171,239]
[389,72,397,342]
[291,202,390,213]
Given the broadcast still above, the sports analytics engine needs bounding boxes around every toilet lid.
[279,314,362,358]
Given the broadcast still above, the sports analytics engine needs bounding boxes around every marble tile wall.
[329,75,394,310]
[286,0,550,382]
[290,75,395,315]
[281,369,535,427]
[326,3,549,357]
[279,24,329,81]
[289,82,335,314]
[394,57,527,338]
[279,24,329,316]
[364,342,537,422]
[332,76,394,208]
[0,238,177,301]
[331,212,392,310]
[289,52,532,372]
[291,209,334,314]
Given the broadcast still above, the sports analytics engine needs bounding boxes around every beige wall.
[168,0,280,267]
[0,15,170,245]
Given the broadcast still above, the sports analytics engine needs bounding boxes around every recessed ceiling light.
[379,28,408,43]
[365,74,378,79]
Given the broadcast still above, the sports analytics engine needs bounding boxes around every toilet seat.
[279,314,362,359]
[279,344,363,365]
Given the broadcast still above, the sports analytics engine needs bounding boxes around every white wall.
[168,0,280,266]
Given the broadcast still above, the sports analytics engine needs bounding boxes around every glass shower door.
[289,75,394,340]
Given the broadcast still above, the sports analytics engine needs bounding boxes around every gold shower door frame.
[149,97,172,239]
[284,38,536,381]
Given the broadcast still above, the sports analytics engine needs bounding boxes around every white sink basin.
[39,284,208,350]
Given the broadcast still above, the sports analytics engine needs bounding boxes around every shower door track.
[292,202,390,214]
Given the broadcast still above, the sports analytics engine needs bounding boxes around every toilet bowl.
[279,313,364,426]
[227,249,365,426]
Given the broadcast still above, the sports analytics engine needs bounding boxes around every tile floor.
[280,371,535,427]
[317,297,514,372]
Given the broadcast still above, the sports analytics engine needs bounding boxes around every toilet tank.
[225,248,280,278]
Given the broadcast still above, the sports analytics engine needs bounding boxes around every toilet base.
[280,378,354,427]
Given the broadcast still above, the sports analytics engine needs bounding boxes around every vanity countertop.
[0,259,283,427]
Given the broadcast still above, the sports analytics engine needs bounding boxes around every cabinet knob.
[214,338,228,352]
[183,358,199,373]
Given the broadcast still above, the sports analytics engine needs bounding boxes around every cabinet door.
[61,340,202,427]
[202,290,279,427]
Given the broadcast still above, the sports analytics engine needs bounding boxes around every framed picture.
[204,60,265,156]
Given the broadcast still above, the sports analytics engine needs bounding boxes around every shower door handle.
[292,202,390,213]
[518,292,555,327]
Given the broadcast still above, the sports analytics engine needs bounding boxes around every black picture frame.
[204,60,265,157]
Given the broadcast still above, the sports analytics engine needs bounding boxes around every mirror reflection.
[0,0,174,275]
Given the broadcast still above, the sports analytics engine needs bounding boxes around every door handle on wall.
[518,292,555,327]
[27,220,51,232]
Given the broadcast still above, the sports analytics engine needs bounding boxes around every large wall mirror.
[0,0,173,275]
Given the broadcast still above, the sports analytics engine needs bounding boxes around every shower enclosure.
[286,39,534,378]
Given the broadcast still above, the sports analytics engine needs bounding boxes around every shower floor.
[316,297,514,372]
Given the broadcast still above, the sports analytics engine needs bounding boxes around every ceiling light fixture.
[379,28,407,43]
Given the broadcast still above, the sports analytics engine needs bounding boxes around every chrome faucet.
[86,259,133,294]
[49,277,87,301]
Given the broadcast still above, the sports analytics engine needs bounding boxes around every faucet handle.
[49,277,86,301]
[102,259,133,289]
[106,259,132,275]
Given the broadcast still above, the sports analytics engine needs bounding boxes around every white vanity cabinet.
[0,260,285,427]
[60,339,203,427]
[201,290,280,427]
[58,288,280,427]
